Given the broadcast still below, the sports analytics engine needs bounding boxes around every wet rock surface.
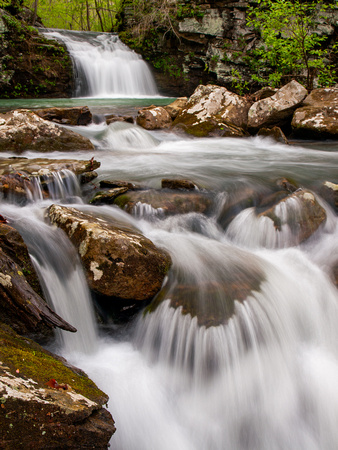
[113,188,213,216]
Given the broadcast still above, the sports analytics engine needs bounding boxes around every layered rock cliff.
[120,0,338,97]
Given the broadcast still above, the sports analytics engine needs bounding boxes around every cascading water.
[1,29,338,448]
[41,29,159,98]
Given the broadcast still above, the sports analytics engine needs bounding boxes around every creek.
[0,30,338,450]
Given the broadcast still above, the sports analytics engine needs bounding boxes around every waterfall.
[41,29,159,98]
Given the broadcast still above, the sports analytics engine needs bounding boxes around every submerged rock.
[113,189,213,216]
[0,323,115,448]
[248,80,308,130]
[147,246,265,328]
[47,204,172,303]
[161,178,198,191]
[0,109,94,153]
[172,84,250,137]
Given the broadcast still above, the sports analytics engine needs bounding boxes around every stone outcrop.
[172,84,250,137]
[0,110,94,153]
[291,88,338,139]
[0,223,76,336]
[0,323,115,448]
[258,189,327,244]
[34,106,92,126]
[136,106,172,130]
[248,80,308,130]
[47,204,172,303]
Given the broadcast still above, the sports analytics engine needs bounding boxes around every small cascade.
[41,29,159,97]
[27,169,82,203]
[1,203,98,354]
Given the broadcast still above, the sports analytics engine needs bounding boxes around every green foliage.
[23,0,122,32]
[247,0,337,89]
[153,54,184,79]
[176,3,204,20]
[230,68,250,96]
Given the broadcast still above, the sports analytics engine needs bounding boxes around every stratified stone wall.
[121,0,338,96]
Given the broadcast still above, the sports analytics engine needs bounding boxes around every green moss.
[113,194,131,209]
[0,324,106,403]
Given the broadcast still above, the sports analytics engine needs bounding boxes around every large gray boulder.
[47,204,172,302]
[248,80,308,130]
[172,84,250,137]
[0,109,94,153]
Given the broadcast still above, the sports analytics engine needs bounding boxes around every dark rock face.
[34,106,92,126]
[47,204,172,303]
[0,110,94,153]
[0,323,116,449]
[0,9,73,99]
[0,223,76,336]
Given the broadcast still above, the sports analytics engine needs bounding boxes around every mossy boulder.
[291,105,338,140]
[0,323,115,448]
[47,204,172,303]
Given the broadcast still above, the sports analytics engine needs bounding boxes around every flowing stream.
[1,30,338,450]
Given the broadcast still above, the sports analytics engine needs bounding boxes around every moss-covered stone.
[0,323,115,448]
